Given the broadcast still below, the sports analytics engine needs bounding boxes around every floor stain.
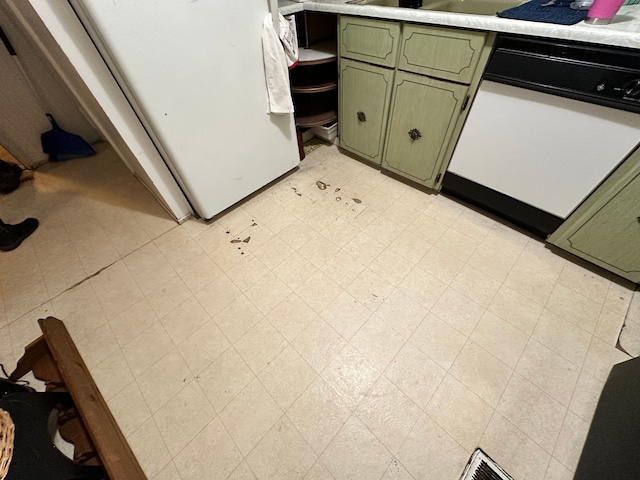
[242,237,251,243]
[352,198,362,204]
[316,181,327,190]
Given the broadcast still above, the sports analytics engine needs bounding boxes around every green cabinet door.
[339,58,394,164]
[382,71,467,188]
[398,25,487,84]
[548,146,640,282]
[339,16,401,68]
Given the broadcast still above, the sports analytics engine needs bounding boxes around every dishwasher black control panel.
[484,34,640,113]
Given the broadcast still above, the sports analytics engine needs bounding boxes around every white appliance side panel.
[76,0,299,219]
[449,81,640,218]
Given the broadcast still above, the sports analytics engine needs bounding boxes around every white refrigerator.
[71,0,300,220]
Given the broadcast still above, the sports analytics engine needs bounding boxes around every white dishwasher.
[445,35,640,237]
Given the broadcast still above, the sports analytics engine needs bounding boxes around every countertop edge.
[280,2,306,15]
[279,0,640,49]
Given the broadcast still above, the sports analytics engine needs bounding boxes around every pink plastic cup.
[585,0,626,23]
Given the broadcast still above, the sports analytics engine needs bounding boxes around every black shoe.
[0,218,39,252]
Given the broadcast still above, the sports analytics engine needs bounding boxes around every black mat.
[574,357,640,480]
[497,0,588,25]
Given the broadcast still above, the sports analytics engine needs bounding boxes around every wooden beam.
[9,336,49,382]
[38,317,147,480]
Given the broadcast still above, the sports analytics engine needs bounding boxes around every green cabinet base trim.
[339,17,401,68]
[548,145,640,283]
[339,58,394,163]
[398,25,487,84]
[382,71,467,188]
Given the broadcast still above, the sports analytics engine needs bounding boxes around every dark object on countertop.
[573,356,640,480]
[41,114,96,162]
[0,160,21,194]
[497,0,588,24]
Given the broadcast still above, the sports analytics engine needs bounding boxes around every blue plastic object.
[41,113,96,162]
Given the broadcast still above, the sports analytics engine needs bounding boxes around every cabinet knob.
[357,111,366,122]
[408,128,422,141]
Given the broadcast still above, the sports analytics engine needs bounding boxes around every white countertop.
[279,0,640,48]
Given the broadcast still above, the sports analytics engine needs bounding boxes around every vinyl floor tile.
[6,143,634,480]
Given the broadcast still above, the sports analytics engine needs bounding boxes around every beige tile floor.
[0,142,636,480]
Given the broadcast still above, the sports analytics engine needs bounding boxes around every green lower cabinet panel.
[548,146,640,282]
[339,16,401,68]
[399,25,487,84]
[339,58,394,163]
[382,71,468,188]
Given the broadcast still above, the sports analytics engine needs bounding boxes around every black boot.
[0,218,39,252]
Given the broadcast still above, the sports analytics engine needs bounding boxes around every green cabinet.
[382,71,468,187]
[548,145,640,283]
[398,25,488,84]
[339,17,401,68]
[339,59,394,163]
[383,24,492,189]
[337,15,494,188]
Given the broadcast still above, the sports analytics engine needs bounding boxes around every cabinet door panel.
[549,146,640,282]
[398,25,486,84]
[383,71,467,188]
[339,16,401,68]
[339,59,394,163]
[569,179,640,275]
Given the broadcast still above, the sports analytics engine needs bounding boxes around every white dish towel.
[262,13,298,114]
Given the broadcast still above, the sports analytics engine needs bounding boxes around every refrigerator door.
[73,0,300,219]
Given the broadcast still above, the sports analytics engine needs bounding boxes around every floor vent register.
[460,449,514,480]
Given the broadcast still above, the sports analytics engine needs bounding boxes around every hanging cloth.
[279,14,299,69]
[261,13,297,114]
